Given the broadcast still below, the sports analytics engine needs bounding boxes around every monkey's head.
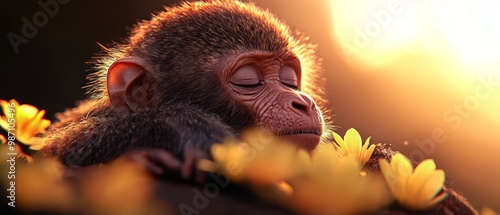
[94,1,326,151]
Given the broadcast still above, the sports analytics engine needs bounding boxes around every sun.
[331,0,500,72]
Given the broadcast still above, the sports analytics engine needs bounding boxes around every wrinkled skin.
[220,51,323,151]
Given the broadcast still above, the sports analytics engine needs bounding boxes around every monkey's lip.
[278,129,322,136]
[277,129,321,151]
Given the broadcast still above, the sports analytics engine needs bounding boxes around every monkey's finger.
[126,150,165,175]
[181,148,195,179]
[143,162,164,175]
[182,148,209,182]
[148,150,183,170]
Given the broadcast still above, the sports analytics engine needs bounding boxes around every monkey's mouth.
[278,129,322,136]
[277,129,322,152]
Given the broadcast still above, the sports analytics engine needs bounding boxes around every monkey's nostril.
[291,101,308,113]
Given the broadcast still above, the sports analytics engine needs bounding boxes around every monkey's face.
[221,51,323,151]
[105,0,327,152]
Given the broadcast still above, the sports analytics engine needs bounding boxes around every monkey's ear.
[107,57,153,113]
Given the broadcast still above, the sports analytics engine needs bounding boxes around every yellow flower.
[287,143,390,214]
[199,128,307,185]
[201,139,248,178]
[200,128,391,214]
[0,99,51,150]
[332,128,375,167]
[379,153,448,210]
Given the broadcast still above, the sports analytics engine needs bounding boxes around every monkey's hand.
[124,147,209,184]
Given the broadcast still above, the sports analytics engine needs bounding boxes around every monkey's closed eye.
[231,81,264,88]
[280,66,299,90]
[230,65,263,89]
[281,83,299,90]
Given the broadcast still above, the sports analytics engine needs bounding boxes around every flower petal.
[1,100,9,115]
[379,159,391,178]
[24,110,47,139]
[388,153,413,203]
[39,119,51,131]
[425,191,448,208]
[361,136,371,152]
[211,144,227,162]
[379,159,397,193]
[393,175,408,203]
[16,104,39,131]
[408,159,436,201]
[0,116,8,131]
[413,159,436,177]
[23,110,50,141]
[344,128,362,155]
[197,159,217,172]
[361,144,376,166]
[332,132,348,152]
[0,100,12,131]
[391,153,413,178]
[28,139,46,150]
[417,170,446,204]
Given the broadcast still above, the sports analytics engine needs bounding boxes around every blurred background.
[1,0,499,211]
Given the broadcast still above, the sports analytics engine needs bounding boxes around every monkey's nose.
[289,96,313,115]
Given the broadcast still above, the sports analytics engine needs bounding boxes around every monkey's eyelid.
[231,81,264,88]
[281,82,299,90]
[229,78,261,85]
[279,66,298,82]
[231,65,261,80]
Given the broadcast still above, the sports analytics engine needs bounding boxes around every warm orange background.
[250,0,500,210]
[1,0,498,211]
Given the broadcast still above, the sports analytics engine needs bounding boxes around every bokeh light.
[329,0,500,210]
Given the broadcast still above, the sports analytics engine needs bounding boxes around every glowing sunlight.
[328,0,500,209]
[332,0,500,71]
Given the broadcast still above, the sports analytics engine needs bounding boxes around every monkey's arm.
[43,104,235,181]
